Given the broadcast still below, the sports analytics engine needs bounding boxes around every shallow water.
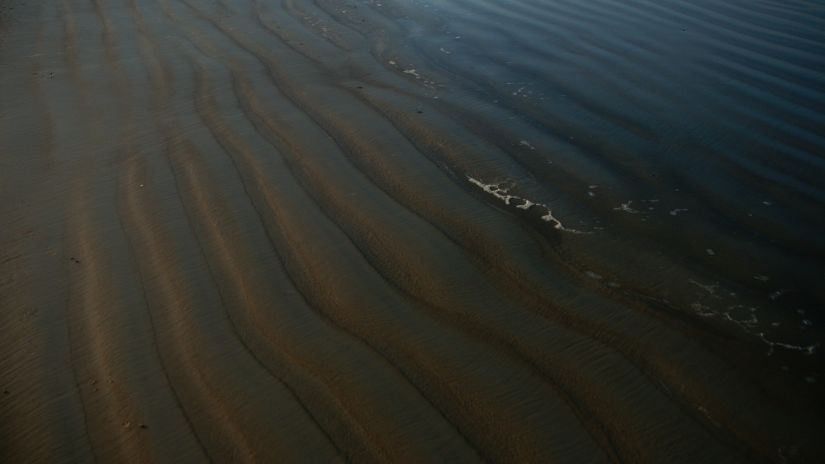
[1,0,824,461]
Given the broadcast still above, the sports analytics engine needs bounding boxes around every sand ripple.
[1,0,824,462]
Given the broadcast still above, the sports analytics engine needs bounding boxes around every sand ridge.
[1,0,824,462]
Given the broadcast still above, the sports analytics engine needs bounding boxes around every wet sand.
[1,0,824,462]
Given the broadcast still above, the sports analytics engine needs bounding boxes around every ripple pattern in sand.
[1,0,824,462]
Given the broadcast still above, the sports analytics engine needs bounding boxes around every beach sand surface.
[2,0,824,462]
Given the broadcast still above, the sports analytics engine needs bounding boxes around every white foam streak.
[467,176,584,233]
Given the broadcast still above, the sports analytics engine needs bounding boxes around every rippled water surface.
[2,0,824,462]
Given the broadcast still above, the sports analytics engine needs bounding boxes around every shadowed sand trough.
[1,0,824,462]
